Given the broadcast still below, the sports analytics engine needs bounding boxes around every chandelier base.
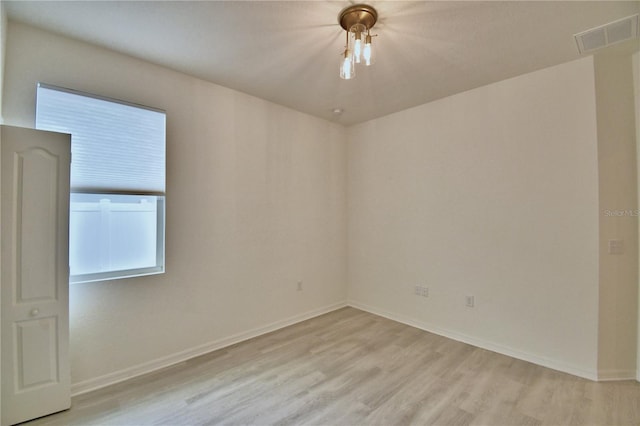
[339,4,378,31]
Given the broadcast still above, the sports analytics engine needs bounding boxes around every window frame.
[35,83,167,284]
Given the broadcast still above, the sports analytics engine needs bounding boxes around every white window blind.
[36,83,166,193]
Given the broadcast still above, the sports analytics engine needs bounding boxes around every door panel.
[16,317,58,389]
[16,148,60,302]
[1,125,71,426]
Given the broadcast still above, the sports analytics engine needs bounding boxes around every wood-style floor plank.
[23,307,640,425]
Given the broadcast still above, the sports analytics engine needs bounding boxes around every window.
[36,83,166,283]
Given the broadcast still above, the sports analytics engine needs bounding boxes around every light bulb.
[343,57,352,78]
[354,37,362,63]
[363,33,373,66]
[350,25,365,64]
[340,49,355,80]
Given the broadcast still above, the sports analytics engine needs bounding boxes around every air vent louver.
[574,14,639,54]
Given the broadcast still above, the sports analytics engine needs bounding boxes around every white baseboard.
[71,301,347,396]
[73,299,633,395]
[347,300,600,381]
[598,369,638,381]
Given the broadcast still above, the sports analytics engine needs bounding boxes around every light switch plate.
[608,239,624,255]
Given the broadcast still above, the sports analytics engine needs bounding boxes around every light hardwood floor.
[25,307,640,425]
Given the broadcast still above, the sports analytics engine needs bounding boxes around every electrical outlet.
[414,285,429,297]
[465,295,474,307]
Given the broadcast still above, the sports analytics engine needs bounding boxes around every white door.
[1,125,71,425]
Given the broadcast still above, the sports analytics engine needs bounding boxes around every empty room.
[0,1,639,425]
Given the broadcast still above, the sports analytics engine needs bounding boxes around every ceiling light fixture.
[338,4,377,80]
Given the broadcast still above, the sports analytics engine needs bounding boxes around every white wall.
[0,4,4,421]
[594,52,638,380]
[0,2,6,122]
[3,22,347,392]
[634,50,640,382]
[348,57,601,379]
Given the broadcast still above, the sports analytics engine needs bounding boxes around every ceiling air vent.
[574,14,639,54]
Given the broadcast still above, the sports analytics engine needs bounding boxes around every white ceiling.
[5,1,640,125]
